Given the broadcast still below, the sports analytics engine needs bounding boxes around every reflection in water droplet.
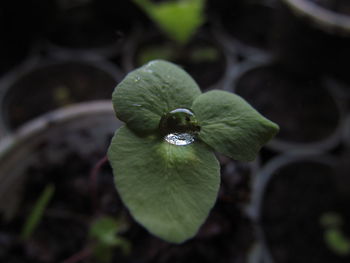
[160,108,200,146]
[169,108,194,116]
[159,108,200,134]
[164,133,195,146]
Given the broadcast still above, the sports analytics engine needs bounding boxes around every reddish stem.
[62,246,93,263]
[89,155,108,211]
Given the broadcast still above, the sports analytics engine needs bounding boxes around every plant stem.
[62,245,93,263]
[89,155,108,212]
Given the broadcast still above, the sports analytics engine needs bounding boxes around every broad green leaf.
[192,90,279,161]
[133,0,206,45]
[112,60,201,134]
[107,126,220,243]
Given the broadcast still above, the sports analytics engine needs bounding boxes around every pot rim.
[282,0,350,35]
[0,100,114,158]
[343,114,350,147]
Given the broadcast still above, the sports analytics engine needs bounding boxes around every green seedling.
[108,60,279,243]
[132,0,220,76]
[137,44,219,68]
[20,184,55,241]
[320,212,350,256]
[89,216,131,263]
[133,0,206,45]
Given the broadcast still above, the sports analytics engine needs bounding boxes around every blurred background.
[0,0,350,262]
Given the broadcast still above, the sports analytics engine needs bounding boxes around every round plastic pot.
[228,59,345,153]
[249,152,350,263]
[0,101,122,261]
[0,55,122,137]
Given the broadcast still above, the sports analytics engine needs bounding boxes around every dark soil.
[2,61,117,129]
[132,31,227,91]
[310,0,350,15]
[0,140,255,262]
[235,64,340,143]
[260,159,350,263]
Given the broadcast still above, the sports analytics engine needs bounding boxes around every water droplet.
[134,76,141,82]
[164,133,195,146]
[143,68,153,73]
[159,108,200,146]
[132,103,141,107]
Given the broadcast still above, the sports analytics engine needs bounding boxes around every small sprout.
[136,43,220,67]
[20,184,55,241]
[320,212,350,256]
[133,0,206,45]
[89,216,131,262]
[190,46,219,63]
[54,86,73,106]
[108,60,279,243]
[137,45,175,66]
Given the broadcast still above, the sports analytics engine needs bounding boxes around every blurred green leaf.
[133,0,206,45]
[321,212,350,256]
[324,229,350,256]
[90,216,131,262]
[20,184,55,241]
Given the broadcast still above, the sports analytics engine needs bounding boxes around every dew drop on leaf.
[164,133,195,146]
[159,108,200,146]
